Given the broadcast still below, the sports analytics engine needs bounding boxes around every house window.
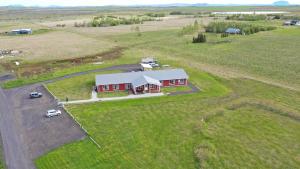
[170,80,175,85]
[125,84,131,90]
[150,84,156,89]
[103,85,110,91]
[179,79,185,85]
[113,84,119,90]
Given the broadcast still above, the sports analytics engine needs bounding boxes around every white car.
[46,109,62,117]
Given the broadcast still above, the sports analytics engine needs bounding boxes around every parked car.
[46,109,62,117]
[30,92,42,98]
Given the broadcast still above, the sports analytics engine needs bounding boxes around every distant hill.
[273,1,290,6]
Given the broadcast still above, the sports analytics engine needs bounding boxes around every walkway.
[60,93,164,105]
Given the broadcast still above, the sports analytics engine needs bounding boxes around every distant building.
[11,29,32,35]
[291,20,299,25]
[140,63,153,71]
[141,57,159,67]
[225,28,241,34]
[283,20,300,26]
[284,21,292,26]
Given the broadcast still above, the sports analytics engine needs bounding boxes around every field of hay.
[0,30,116,61]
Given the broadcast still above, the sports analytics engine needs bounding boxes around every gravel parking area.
[1,84,86,169]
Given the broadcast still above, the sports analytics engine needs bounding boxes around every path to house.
[168,83,200,96]
[60,93,165,105]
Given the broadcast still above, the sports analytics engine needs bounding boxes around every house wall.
[161,79,187,87]
[97,79,188,93]
[98,83,130,92]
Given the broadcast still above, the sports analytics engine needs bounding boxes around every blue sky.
[0,0,299,6]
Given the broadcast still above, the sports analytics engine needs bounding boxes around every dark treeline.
[205,22,276,35]
[226,14,267,21]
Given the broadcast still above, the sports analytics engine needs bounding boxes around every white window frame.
[113,84,119,90]
[103,85,110,91]
[169,80,176,85]
[178,79,185,85]
[125,84,131,90]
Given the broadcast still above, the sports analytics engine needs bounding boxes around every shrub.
[193,33,207,43]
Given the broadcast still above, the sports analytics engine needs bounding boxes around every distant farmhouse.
[225,28,241,34]
[283,20,300,26]
[10,28,32,35]
[96,69,188,94]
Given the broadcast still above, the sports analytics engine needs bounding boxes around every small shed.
[140,63,153,71]
[225,28,241,34]
[11,29,32,35]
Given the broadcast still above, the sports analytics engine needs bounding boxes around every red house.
[96,69,189,94]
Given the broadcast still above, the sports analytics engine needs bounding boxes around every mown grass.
[161,85,192,93]
[98,91,129,98]
[46,70,120,101]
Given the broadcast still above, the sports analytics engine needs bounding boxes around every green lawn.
[161,85,192,93]
[98,91,129,98]
[47,70,120,101]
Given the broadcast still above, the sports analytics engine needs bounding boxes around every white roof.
[96,69,188,86]
[140,63,153,69]
[132,75,161,87]
[11,28,32,32]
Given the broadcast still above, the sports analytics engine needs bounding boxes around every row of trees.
[205,22,276,35]
[226,14,267,21]
[90,16,155,27]
[74,15,158,27]
[145,13,165,17]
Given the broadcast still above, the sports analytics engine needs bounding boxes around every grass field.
[0,30,115,61]
[35,71,300,168]
[111,27,300,90]
[161,85,192,93]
